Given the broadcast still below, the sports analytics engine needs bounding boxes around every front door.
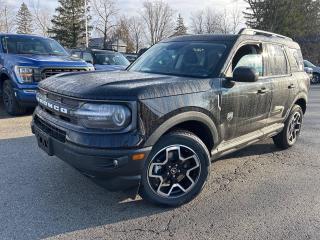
[220,43,272,140]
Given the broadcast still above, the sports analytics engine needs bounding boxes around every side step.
[212,123,284,159]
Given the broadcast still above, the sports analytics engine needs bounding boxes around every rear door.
[264,43,292,126]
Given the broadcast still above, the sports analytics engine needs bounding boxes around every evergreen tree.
[244,0,320,63]
[173,14,187,36]
[49,0,91,48]
[16,3,33,34]
[243,0,320,38]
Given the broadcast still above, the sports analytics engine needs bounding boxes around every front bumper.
[14,88,38,106]
[31,113,152,191]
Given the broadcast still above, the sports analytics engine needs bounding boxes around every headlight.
[14,66,41,83]
[72,104,131,130]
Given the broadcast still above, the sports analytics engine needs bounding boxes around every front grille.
[34,115,66,142]
[41,68,87,80]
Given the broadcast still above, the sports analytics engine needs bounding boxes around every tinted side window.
[72,51,82,58]
[83,52,94,63]
[265,44,288,76]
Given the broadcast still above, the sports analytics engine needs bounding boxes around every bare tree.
[191,6,243,35]
[0,1,15,33]
[191,8,222,34]
[190,10,204,34]
[141,0,175,45]
[30,0,52,36]
[129,16,144,53]
[92,0,118,49]
[219,6,243,34]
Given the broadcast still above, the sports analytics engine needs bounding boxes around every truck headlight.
[15,66,41,83]
[72,103,132,130]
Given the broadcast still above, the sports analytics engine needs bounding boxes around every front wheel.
[273,105,303,149]
[2,80,26,116]
[140,131,210,207]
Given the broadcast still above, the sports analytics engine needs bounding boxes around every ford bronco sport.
[32,29,309,206]
[0,34,94,115]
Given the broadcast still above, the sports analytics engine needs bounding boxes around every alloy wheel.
[287,112,302,144]
[147,145,201,198]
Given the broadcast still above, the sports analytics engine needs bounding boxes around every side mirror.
[85,60,93,64]
[71,54,80,58]
[233,67,259,82]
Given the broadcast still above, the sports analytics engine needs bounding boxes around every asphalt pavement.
[0,86,320,240]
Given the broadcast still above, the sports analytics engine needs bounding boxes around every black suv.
[32,29,309,206]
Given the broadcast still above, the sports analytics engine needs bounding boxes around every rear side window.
[287,48,304,72]
[265,44,288,76]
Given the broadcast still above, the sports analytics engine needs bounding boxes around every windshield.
[129,42,227,78]
[1,36,68,56]
[94,52,130,66]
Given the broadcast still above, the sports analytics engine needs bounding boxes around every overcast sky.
[6,0,248,24]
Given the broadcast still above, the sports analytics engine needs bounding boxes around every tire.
[140,130,210,207]
[2,80,26,116]
[311,73,320,84]
[273,105,303,149]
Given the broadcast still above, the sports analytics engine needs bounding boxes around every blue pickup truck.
[0,34,94,115]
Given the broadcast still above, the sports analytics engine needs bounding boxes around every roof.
[0,33,49,39]
[164,31,300,49]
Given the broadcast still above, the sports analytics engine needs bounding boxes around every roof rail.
[238,28,293,41]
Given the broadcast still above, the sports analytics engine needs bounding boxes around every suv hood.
[39,71,212,100]
[7,54,89,68]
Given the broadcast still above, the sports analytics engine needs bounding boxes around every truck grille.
[41,68,87,80]
[34,115,66,142]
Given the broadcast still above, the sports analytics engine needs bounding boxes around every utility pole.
[84,0,89,48]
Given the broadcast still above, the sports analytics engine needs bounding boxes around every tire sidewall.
[141,132,210,207]
[3,81,14,113]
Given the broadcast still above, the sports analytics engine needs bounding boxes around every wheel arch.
[144,111,219,154]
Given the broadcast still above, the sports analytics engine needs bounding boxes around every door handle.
[257,88,268,94]
[288,83,295,89]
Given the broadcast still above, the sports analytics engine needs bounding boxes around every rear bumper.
[31,120,152,191]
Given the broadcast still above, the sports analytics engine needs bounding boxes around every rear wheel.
[273,105,303,149]
[140,131,210,207]
[2,80,26,116]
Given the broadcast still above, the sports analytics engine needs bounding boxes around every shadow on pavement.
[0,135,284,239]
[0,136,170,240]
[218,142,282,161]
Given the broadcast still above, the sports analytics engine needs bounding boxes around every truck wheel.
[2,80,26,116]
[273,105,303,149]
[140,131,210,207]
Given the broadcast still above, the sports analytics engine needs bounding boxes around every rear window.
[287,48,304,72]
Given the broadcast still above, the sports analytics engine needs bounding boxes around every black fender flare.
[144,111,219,149]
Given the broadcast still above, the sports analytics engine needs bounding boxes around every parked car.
[32,29,309,206]
[304,60,320,84]
[304,67,313,80]
[124,53,138,63]
[71,49,130,71]
[0,34,94,115]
